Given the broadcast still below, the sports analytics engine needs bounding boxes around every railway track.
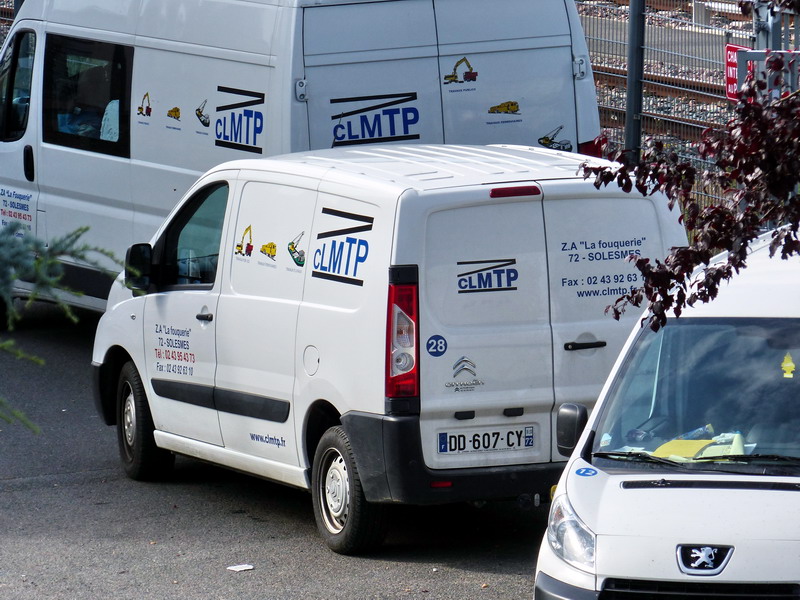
[594,67,735,143]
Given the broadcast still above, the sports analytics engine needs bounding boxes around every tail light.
[386,268,419,399]
[578,136,606,158]
[490,185,541,198]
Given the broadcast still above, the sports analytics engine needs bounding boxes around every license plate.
[437,427,535,454]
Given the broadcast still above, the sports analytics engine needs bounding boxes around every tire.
[116,361,174,480]
[311,426,387,554]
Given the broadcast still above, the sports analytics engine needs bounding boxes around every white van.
[91,144,686,553]
[0,0,600,313]
[535,236,800,598]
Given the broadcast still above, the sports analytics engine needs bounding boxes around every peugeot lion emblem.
[676,545,733,576]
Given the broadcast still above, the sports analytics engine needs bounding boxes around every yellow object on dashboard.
[652,439,714,458]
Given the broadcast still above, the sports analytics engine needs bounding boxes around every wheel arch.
[94,345,133,426]
[303,399,341,470]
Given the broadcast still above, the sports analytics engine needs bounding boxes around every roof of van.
[219,144,614,190]
[679,233,800,319]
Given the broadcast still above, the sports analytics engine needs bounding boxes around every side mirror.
[125,243,153,292]
[556,403,589,457]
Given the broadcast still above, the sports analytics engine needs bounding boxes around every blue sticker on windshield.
[575,467,598,477]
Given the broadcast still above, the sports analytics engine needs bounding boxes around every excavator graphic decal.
[443,57,478,84]
[236,225,254,257]
[137,92,152,117]
[537,125,573,152]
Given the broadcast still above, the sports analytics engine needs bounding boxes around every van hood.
[565,458,800,541]
[562,459,800,581]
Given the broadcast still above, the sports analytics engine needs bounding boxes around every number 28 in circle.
[426,335,447,357]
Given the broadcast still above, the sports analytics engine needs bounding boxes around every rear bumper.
[341,410,564,505]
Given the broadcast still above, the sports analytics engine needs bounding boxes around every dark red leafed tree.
[585,9,800,330]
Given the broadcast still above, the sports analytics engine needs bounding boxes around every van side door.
[142,179,232,445]
[38,32,133,298]
[0,25,40,238]
[213,177,317,480]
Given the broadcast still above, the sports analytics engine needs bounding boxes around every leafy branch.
[0,223,116,430]
[583,51,800,330]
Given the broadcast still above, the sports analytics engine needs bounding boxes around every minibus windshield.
[591,318,800,470]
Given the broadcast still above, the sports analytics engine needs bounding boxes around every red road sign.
[726,43,751,101]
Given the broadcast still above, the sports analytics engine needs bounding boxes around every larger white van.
[91,144,687,553]
[535,236,800,598]
[0,0,600,313]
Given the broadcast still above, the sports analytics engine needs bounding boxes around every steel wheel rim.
[319,447,350,534]
[122,382,136,451]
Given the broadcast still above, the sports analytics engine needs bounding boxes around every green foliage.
[0,222,114,431]
[1,222,115,329]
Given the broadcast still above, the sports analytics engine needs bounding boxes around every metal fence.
[0,1,12,45]
[577,0,757,207]
[577,1,754,153]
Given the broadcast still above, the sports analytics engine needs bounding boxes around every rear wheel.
[116,361,174,480]
[311,426,387,554]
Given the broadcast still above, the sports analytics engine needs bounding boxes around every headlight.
[547,494,595,572]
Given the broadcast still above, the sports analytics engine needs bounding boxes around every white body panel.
[1,0,600,307]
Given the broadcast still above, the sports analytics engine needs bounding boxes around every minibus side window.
[160,183,229,288]
[0,31,35,141]
[42,34,132,157]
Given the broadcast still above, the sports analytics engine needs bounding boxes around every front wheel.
[116,361,174,480]
[311,426,387,554]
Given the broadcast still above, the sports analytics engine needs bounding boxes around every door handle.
[564,340,606,351]
[196,312,213,322]
[23,145,34,182]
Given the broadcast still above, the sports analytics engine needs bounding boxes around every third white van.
[0,0,601,317]
[536,234,800,597]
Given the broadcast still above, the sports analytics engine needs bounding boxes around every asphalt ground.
[0,302,549,600]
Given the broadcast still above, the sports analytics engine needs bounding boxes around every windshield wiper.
[592,451,691,468]
[693,454,800,465]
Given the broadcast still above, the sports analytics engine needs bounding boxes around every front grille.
[600,578,800,599]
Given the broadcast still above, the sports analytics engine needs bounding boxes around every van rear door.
[415,185,553,471]
[433,0,580,151]
[302,0,443,149]
[542,183,684,457]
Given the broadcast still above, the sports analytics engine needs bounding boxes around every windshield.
[592,318,800,472]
